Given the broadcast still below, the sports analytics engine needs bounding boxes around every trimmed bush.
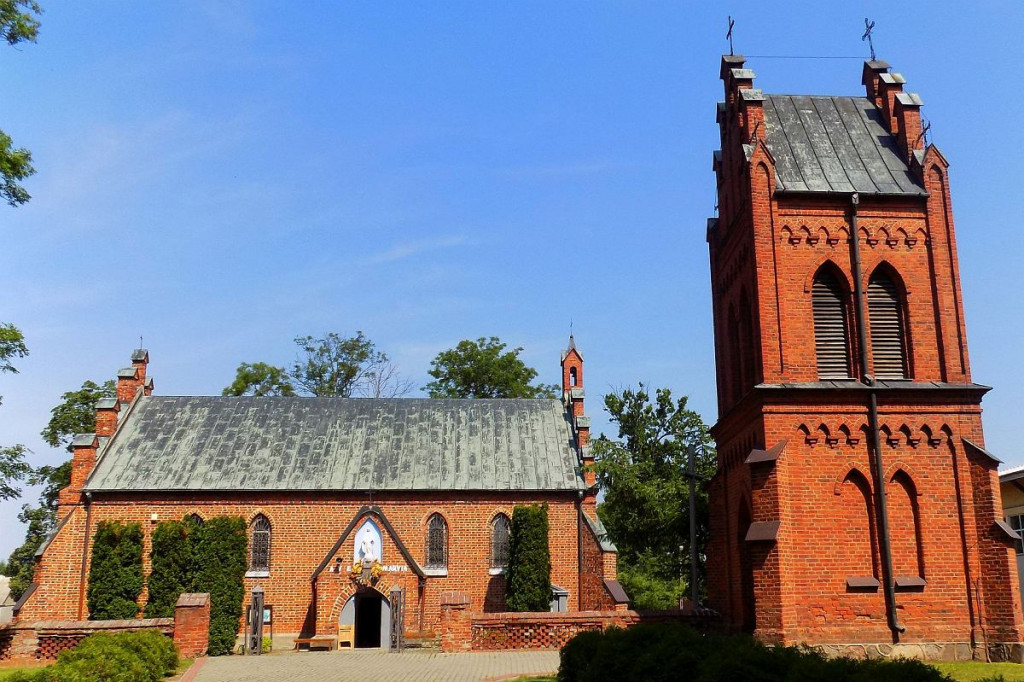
[109,630,178,679]
[189,515,248,656]
[505,503,551,612]
[86,521,144,620]
[557,624,955,682]
[144,520,189,618]
[47,629,178,682]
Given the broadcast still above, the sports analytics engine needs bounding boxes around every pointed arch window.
[569,367,578,387]
[812,270,852,379]
[249,515,271,574]
[426,514,448,570]
[868,272,908,379]
[490,513,511,569]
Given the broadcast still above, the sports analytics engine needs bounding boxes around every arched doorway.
[339,589,391,650]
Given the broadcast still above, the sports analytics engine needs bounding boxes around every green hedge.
[505,503,551,612]
[558,624,960,682]
[189,516,248,656]
[4,629,178,682]
[144,521,189,618]
[86,521,143,620]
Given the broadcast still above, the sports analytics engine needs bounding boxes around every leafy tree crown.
[424,337,558,399]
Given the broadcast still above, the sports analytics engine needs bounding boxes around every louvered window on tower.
[868,273,907,379]
[812,272,852,379]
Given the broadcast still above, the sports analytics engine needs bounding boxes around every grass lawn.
[932,661,1024,681]
[506,665,1024,682]
[0,667,48,681]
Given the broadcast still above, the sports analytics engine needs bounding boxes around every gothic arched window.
[249,515,271,573]
[812,269,852,379]
[569,367,578,387]
[490,513,511,569]
[426,514,448,569]
[868,271,908,379]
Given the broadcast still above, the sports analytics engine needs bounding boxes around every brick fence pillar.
[439,591,471,653]
[173,593,210,658]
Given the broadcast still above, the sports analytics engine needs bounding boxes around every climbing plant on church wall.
[188,515,248,656]
[144,519,189,618]
[505,503,551,612]
[87,521,143,620]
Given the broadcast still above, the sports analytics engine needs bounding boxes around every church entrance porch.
[340,589,391,650]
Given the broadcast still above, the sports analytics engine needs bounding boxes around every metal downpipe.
[849,193,905,638]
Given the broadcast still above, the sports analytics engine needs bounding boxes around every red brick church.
[15,338,625,649]
[705,54,1024,659]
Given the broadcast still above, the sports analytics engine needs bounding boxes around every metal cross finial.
[139,335,143,349]
[862,18,876,61]
[917,118,932,148]
[726,16,736,56]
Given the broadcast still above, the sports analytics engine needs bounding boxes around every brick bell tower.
[704,55,1024,659]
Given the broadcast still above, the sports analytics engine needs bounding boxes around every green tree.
[2,378,113,600]
[424,337,558,399]
[0,504,50,599]
[591,384,715,610]
[0,323,29,501]
[0,1,42,206]
[41,379,116,449]
[225,332,411,398]
[87,521,144,619]
[222,362,295,397]
[290,331,378,397]
[505,504,552,612]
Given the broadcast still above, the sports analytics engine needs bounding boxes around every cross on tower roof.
[862,18,876,61]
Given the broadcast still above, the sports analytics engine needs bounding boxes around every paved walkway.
[188,649,560,682]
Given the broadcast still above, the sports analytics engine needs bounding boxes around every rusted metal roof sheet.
[762,95,926,196]
[85,397,583,492]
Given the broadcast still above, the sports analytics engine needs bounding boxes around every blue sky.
[1,1,1022,559]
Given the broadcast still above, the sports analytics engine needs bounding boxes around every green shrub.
[86,521,143,620]
[145,521,189,618]
[505,504,551,612]
[189,516,247,656]
[55,632,151,682]
[557,624,956,682]
[3,669,54,682]
[43,630,178,682]
[109,630,178,679]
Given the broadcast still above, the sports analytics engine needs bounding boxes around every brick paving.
[189,649,560,682]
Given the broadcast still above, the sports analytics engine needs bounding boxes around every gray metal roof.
[85,396,583,492]
[762,95,926,196]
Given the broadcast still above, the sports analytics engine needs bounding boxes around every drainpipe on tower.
[849,192,905,639]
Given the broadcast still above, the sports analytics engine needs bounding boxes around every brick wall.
[21,492,584,641]
[0,619,173,662]
[1,593,209,663]
[440,610,718,652]
[579,516,619,611]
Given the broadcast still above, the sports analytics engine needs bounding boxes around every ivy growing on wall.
[189,516,248,656]
[144,520,189,618]
[87,521,144,620]
[505,503,551,612]
[142,515,248,655]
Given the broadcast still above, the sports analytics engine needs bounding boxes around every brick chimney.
[59,433,98,505]
[95,398,120,437]
[861,59,890,110]
[561,336,594,495]
[894,92,925,162]
[116,348,148,404]
[878,71,906,134]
